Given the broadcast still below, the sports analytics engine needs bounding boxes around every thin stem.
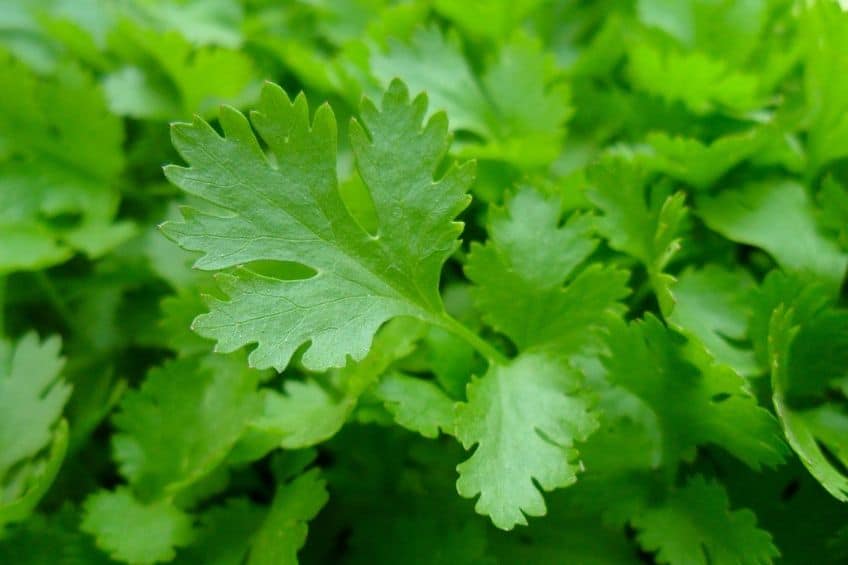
[437,313,508,366]
[34,271,79,335]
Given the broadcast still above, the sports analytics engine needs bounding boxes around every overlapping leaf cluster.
[1,1,848,563]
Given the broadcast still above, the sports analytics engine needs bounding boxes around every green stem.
[437,314,508,366]
[34,272,78,335]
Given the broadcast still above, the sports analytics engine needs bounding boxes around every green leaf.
[627,40,761,115]
[81,488,195,565]
[604,316,785,469]
[111,355,262,499]
[0,420,68,529]
[699,181,848,291]
[0,54,131,270]
[175,498,264,565]
[0,333,70,480]
[646,130,764,190]
[247,468,328,565]
[163,79,472,371]
[369,29,570,166]
[632,476,779,565]
[104,21,257,119]
[668,265,758,376]
[376,372,455,439]
[466,187,628,353]
[587,155,686,315]
[253,317,424,449]
[802,1,848,172]
[455,353,598,530]
[768,306,848,501]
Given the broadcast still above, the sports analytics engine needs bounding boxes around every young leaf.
[587,155,686,315]
[163,79,472,371]
[604,316,785,470]
[768,306,848,501]
[0,333,70,480]
[632,476,779,565]
[376,372,455,439]
[466,187,628,354]
[111,355,262,499]
[247,468,328,565]
[699,181,847,291]
[667,265,758,376]
[81,488,195,565]
[454,353,598,530]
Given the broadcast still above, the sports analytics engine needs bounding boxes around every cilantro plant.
[2,1,848,564]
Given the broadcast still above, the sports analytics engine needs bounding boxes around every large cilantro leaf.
[163,79,473,371]
[632,476,779,565]
[454,353,598,530]
[466,187,628,353]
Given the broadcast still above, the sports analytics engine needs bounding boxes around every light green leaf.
[253,317,425,449]
[369,30,570,166]
[466,187,628,353]
[768,306,848,501]
[587,155,686,315]
[376,372,454,438]
[633,476,779,565]
[163,79,471,371]
[0,333,69,480]
[699,181,848,291]
[668,265,758,376]
[111,355,262,499]
[247,468,328,565]
[604,316,786,469]
[81,488,195,565]
[455,353,598,530]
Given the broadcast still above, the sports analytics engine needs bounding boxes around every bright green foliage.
[111,354,262,499]
[4,1,848,563]
[700,181,848,290]
[668,266,758,375]
[454,354,597,530]
[768,306,848,501]
[587,156,686,314]
[0,333,70,528]
[0,333,68,480]
[369,29,571,166]
[376,372,454,438]
[248,469,328,564]
[0,54,131,271]
[466,187,628,354]
[81,488,194,564]
[163,79,472,372]
[632,476,779,565]
[604,316,785,469]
